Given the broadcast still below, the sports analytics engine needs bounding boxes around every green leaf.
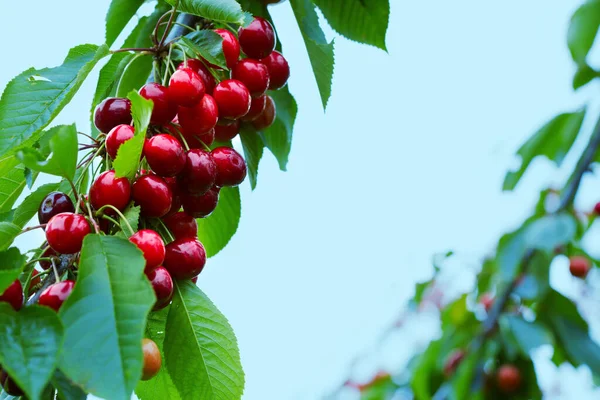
[180,31,226,69]
[550,316,600,376]
[11,183,61,228]
[121,204,141,237]
[500,315,553,356]
[568,0,600,65]
[0,223,21,252]
[239,125,264,189]
[165,0,250,24]
[197,186,241,257]
[503,109,586,190]
[411,339,442,400]
[114,91,153,180]
[164,281,244,400]
[573,63,600,90]
[58,235,154,400]
[312,0,389,50]
[0,304,63,400]
[51,369,87,400]
[259,89,297,171]
[105,0,146,46]
[450,348,480,400]
[0,155,29,213]
[0,248,26,293]
[0,44,109,158]
[116,56,154,98]
[290,0,335,109]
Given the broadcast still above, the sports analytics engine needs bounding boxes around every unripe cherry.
[142,338,162,381]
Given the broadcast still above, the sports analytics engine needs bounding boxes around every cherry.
[39,247,58,270]
[30,269,42,289]
[252,95,276,130]
[38,191,74,225]
[140,83,177,125]
[38,280,75,312]
[168,67,205,107]
[90,170,131,213]
[443,349,465,377]
[145,266,173,311]
[569,255,590,278]
[496,364,521,393]
[238,17,276,59]
[594,202,600,215]
[163,176,182,216]
[178,94,219,136]
[214,120,240,141]
[241,95,267,122]
[105,124,135,159]
[46,213,91,254]
[261,51,290,90]
[232,59,270,97]
[0,370,23,396]
[186,129,215,149]
[178,59,216,94]
[132,175,172,218]
[164,238,207,280]
[130,229,166,272]
[480,293,494,312]
[163,212,198,239]
[214,29,241,69]
[191,276,198,284]
[144,134,186,177]
[94,97,132,134]
[0,280,23,311]
[213,80,251,120]
[142,338,162,381]
[182,187,220,218]
[179,149,217,195]
[212,147,247,187]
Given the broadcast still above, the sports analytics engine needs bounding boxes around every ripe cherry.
[163,176,182,216]
[594,202,600,215]
[182,187,220,218]
[130,229,166,272]
[238,17,276,59]
[39,247,58,270]
[132,175,173,218]
[178,94,219,136]
[480,293,494,311]
[213,80,251,120]
[443,349,465,377]
[90,170,131,213]
[232,59,270,97]
[144,134,186,177]
[215,120,240,141]
[106,124,135,159]
[164,238,207,280]
[146,266,174,311]
[496,364,521,393]
[178,59,216,94]
[214,29,241,69]
[186,129,215,149]
[569,255,591,278]
[0,280,23,311]
[38,280,75,312]
[140,83,177,125]
[191,276,198,284]
[38,191,74,225]
[94,97,132,134]
[169,67,205,107]
[0,370,23,397]
[241,95,267,122]
[179,149,217,195]
[261,51,290,90]
[163,212,198,239]
[252,95,276,130]
[142,338,162,381]
[212,147,247,187]
[46,213,91,254]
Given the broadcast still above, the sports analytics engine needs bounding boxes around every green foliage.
[573,64,600,89]
[0,248,26,293]
[0,156,31,214]
[239,125,264,189]
[51,369,87,400]
[0,223,21,252]
[197,187,241,257]
[259,88,298,171]
[499,315,553,357]
[180,31,227,69]
[568,0,600,65]
[165,0,251,25]
[105,0,146,46]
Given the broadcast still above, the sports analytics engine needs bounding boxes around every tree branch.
[26,254,76,305]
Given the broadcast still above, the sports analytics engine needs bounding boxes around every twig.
[27,254,76,305]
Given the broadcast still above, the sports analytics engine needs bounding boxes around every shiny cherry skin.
[169,68,205,107]
[214,120,240,141]
[260,51,289,90]
[38,280,75,312]
[212,147,247,187]
[569,255,590,278]
[163,212,198,239]
[178,94,219,136]
[140,83,177,125]
[0,370,23,397]
[132,175,173,218]
[252,95,276,130]
[90,170,131,213]
[496,364,521,393]
[130,229,166,272]
[164,238,207,280]
[94,97,132,134]
[178,59,216,94]
[241,95,267,122]
[145,266,174,311]
[232,59,270,97]
[213,80,251,120]
[238,17,276,59]
[163,177,182,216]
[214,29,241,69]
[39,247,58,270]
[38,191,74,225]
[46,213,91,254]
[0,280,23,311]
[142,338,162,380]
[182,187,220,218]
[189,129,215,149]
[106,124,135,159]
[179,149,217,195]
[144,134,186,177]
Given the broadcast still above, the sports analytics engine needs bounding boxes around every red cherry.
[39,247,58,270]
[179,149,217,195]
[182,187,220,218]
[187,129,215,149]
[443,349,465,377]
[0,280,23,311]
[252,95,276,130]
[214,29,241,69]
[132,175,173,218]
[213,80,251,120]
[569,255,591,278]
[30,269,42,289]
[261,51,289,90]
[90,170,132,213]
[232,59,270,97]
[46,213,91,254]
[144,134,186,177]
[496,364,521,393]
[594,202,600,215]
[163,212,198,239]
[238,17,276,59]
[178,94,219,136]
[106,124,135,159]
[191,276,198,284]
[94,97,132,134]
[145,266,174,310]
[38,280,75,311]
[214,120,240,141]
[38,191,74,225]
[212,147,247,187]
[140,83,177,125]
[169,68,205,107]
[164,238,207,280]
[178,59,216,94]
[241,95,267,122]
[130,229,166,272]
[163,176,182,216]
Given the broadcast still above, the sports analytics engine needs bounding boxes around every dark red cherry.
[214,29,241,69]
[191,276,198,283]
[182,187,220,218]
[46,213,91,254]
[144,134,186,177]
[38,280,75,311]
[178,59,216,94]
[140,83,177,125]
[0,280,23,311]
[214,120,240,141]
[213,80,251,120]
[232,59,270,97]
[252,95,276,130]
[130,229,166,272]
[106,124,135,159]
[38,191,74,225]
[238,17,276,59]
[132,175,173,218]
[90,170,131,213]
[179,149,217,195]
[164,238,207,280]
[569,256,591,278]
[169,68,205,107]
[0,370,24,396]
[39,247,58,270]
[163,177,182,216]
[241,95,267,122]
[261,51,289,90]
[94,97,132,134]
[185,129,215,150]
[145,266,174,310]
[212,147,247,187]
[178,94,219,136]
[163,212,198,239]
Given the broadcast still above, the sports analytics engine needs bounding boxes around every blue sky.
[3,0,600,399]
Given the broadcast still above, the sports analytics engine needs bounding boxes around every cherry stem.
[198,139,212,153]
[86,202,100,234]
[51,259,60,283]
[154,10,174,47]
[111,47,156,54]
[17,224,46,236]
[99,214,123,236]
[173,127,191,151]
[162,45,174,86]
[78,132,98,143]
[159,1,180,49]
[157,219,175,243]
[66,177,79,207]
[96,205,135,237]
[24,268,52,295]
